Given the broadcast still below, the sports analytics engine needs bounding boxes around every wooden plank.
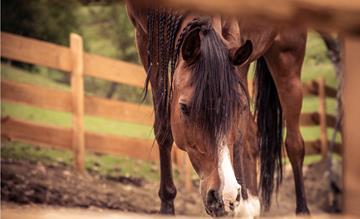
[157,0,360,34]
[300,112,320,126]
[85,132,158,162]
[1,117,72,150]
[324,85,337,99]
[0,117,158,162]
[84,53,146,88]
[343,36,360,216]
[3,116,341,164]
[303,140,341,155]
[304,140,321,155]
[1,80,154,125]
[70,34,85,173]
[85,95,154,126]
[326,114,337,128]
[318,77,328,159]
[302,81,337,98]
[1,80,72,112]
[303,80,319,96]
[300,112,336,127]
[1,32,72,72]
[1,32,147,88]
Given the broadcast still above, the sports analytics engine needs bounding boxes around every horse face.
[170,21,259,217]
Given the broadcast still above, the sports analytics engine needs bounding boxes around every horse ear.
[182,29,201,62]
[230,40,253,66]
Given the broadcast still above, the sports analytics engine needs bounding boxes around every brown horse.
[125,2,309,217]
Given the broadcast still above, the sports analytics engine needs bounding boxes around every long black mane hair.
[145,10,244,148]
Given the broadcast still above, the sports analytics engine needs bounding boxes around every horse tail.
[254,56,283,211]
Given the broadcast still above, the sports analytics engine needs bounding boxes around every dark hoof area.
[296,207,310,215]
[160,202,175,215]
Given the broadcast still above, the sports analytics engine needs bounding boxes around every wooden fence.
[1,32,157,170]
[1,32,340,190]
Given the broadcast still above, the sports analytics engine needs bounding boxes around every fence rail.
[1,117,158,162]
[1,80,154,125]
[1,31,341,190]
[1,32,146,88]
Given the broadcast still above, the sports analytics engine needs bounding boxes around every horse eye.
[179,103,190,116]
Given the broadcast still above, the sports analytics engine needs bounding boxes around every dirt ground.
[1,158,342,217]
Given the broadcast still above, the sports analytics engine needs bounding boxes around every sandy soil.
[1,158,342,217]
[1,159,205,216]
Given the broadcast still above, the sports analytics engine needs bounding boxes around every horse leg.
[264,30,310,214]
[155,124,177,214]
[276,75,309,214]
[134,29,177,214]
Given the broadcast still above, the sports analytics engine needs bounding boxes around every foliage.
[302,32,337,88]
[1,0,80,46]
[77,3,149,102]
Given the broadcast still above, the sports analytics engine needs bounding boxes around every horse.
[125,2,309,217]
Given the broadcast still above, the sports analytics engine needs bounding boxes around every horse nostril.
[206,190,226,217]
[229,202,235,211]
[236,192,241,202]
[207,189,219,204]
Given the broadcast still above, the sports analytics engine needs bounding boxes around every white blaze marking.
[218,144,260,218]
[218,144,240,211]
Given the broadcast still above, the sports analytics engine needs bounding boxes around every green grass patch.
[302,96,337,115]
[2,102,154,139]
[301,126,342,142]
[283,153,342,166]
[1,140,160,181]
[1,64,70,91]
[302,32,337,88]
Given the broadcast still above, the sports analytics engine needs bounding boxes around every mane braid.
[144,9,185,144]
[144,9,155,99]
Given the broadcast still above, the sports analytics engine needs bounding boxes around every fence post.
[343,36,360,216]
[174,148,192,192]
[318,77,328,159]
[184,155,192,192]
[70,33,85,173]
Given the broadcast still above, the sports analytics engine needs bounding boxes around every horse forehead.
[211,16,223,34]
[174,62,192,86]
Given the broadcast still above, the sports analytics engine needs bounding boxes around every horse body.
[125,2,309,217]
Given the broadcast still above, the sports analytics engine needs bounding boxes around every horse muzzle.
[205,189,227,217]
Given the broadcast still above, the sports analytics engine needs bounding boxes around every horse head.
[170,16,260,217]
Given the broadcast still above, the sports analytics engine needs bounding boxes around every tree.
[1,0,80,45]
[105,3,139,98]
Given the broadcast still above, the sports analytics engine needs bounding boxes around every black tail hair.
[254,57,283,211]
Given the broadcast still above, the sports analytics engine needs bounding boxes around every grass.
[302,32,337,87]
[1,102,154,139]
[1,140,161,181]
[1,64,69,91]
